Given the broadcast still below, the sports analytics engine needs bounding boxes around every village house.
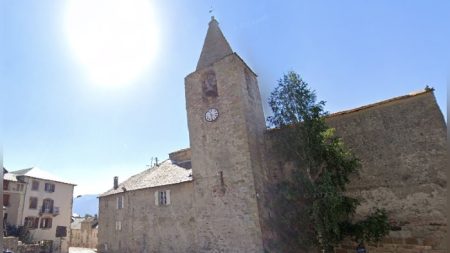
[3,167,75,253]
[69,216,98,249]
[98,17,447,253]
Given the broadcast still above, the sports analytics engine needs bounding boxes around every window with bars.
[155,190,170,206]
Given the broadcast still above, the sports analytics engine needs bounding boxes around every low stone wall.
[335,231,447,253]
[4,237,18,252]
[3,238,53,253]
[17,243,42,253]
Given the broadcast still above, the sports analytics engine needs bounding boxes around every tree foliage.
[267,71,389,252]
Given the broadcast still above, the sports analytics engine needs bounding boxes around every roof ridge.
[99,160,192,197]
[327,89,432,118]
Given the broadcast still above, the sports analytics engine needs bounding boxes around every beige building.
[98,17,447,253]
[69,216,98,249]
[3,167,75,253]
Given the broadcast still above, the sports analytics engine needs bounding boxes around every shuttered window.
[154,190,170,206]
[115,221,122,231]
[116,195,124,209]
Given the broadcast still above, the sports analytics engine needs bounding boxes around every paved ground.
[69,247,96,253]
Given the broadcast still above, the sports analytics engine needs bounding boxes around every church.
[97,17,447,253]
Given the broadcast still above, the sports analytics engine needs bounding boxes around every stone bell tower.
[185,17,267,252]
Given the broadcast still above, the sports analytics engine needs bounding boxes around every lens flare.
[64,0,159,87]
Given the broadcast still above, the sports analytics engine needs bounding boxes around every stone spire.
[196,16,233,70]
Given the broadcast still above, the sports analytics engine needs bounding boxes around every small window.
[116,196,123,209]
[24,217,39,229]
[3,181,9,191]
[32,180,39,191]
[155,190,171,206]
[16,184,24,192]
[115,221,121,231]
[44,183,55,193]
[40,217,52,229]
[159,191,167,205]
[29,197,38,209]
[3,194,10,207]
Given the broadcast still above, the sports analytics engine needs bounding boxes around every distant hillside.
[73,194,99,216]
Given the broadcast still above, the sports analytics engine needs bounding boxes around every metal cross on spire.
[209,0,214,16]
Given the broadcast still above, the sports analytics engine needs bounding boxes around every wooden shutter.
[33,217,39,229]
[3,194,10,206]
[166,190,171,205]
[154,191,159,206]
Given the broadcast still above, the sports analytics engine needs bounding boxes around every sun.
[64,0,159,87]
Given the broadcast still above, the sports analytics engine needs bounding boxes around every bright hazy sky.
[2,1,448,196]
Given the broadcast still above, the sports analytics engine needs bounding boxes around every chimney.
[113,176,118,190]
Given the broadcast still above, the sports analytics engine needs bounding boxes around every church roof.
[266,88,435,132]
[326,88,433,118]
[196,16,233,70]
[99,160,192,197]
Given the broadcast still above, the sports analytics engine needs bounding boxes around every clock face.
[205,108,219,122]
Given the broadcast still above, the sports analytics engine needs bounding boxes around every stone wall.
[98,181,195,253]
[169,148,191,163]
[4,237,18,252]
[17,243,44,253]
[262,91,447,253]
[326,91,447,252]
[70,226,98,248]
[4,237,52,253]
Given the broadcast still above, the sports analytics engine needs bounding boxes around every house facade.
[3,167,75,253]
[69,216,98,249]
[98,17,447,253]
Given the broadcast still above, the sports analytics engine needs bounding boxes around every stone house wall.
[98,181,195,253]
[69,221,98,249]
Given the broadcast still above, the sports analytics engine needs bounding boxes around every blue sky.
[2,0,448,196]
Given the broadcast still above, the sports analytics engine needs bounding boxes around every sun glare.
[64,0,159,87]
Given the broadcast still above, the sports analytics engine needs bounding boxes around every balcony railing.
[39,206,60,216]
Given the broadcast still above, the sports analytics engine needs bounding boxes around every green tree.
[267,71,389,252]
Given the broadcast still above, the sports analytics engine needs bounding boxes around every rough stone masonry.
[98,17,447,253]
